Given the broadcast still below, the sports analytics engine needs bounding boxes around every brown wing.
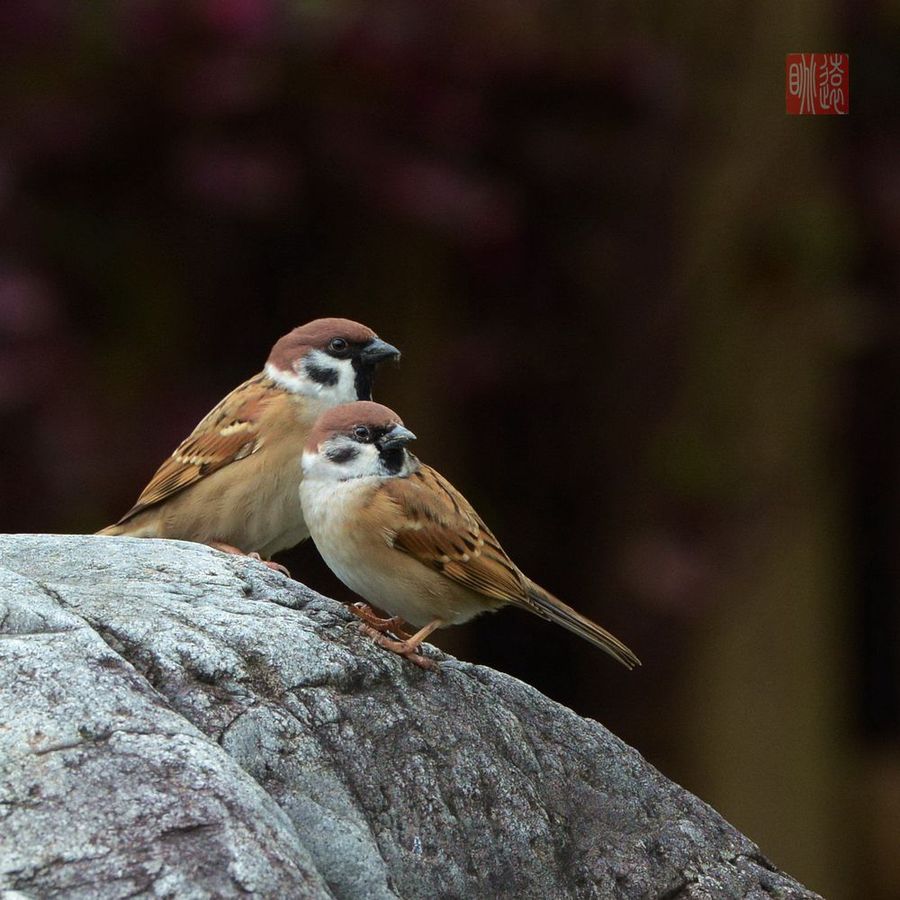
[113,373,275,525]
[384,465,532,605]
[383,465,641,668]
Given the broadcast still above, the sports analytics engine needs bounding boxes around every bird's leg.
[208,540,248,556]
[247,552,291,578]
[360,619,443,670]
[348,602,413,639]
[208,542,291,577]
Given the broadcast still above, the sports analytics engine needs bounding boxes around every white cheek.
[302,443,383,482]
[303,349,356,403]
[340,444,383,479]
[265,361,307,393]
[331,358,358,403]
[265,352,357,403]
[300,449,322,478]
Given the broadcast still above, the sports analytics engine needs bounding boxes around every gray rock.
[0,534,819,899]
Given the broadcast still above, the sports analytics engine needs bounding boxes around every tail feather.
[96,524,124,536]
[524,581,640,669]
[96,522,158,537]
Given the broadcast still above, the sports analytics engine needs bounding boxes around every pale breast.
[300,477,375,596]
[301,476,501,628]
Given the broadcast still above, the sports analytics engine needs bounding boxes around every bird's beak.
[359,338,401,364]
[379,426,417,450]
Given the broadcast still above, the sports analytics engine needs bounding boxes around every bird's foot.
[247,552,291,578]
[359,624,438,670]
[208,542,290,577]
[348,602,413,639]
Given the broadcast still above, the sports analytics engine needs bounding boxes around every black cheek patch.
[306,362,339,387]
[327,446,359,464]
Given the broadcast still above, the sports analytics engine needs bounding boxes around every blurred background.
[1,1,898,896]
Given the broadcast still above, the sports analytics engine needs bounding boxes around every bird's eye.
[353,425,371,441]
[329,337,348,353]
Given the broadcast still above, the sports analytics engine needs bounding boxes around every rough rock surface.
[0,534,819,899]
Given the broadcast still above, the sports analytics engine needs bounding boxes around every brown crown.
[306,401,405,450]
[267,318,378,371]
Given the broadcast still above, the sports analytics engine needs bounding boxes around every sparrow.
[299,401,640,669]
[98,319,400,572]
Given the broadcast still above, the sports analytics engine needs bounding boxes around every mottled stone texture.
[0,535,819,899]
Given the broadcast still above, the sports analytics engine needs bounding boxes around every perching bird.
[98,320,400,572]
[299,401,640,669]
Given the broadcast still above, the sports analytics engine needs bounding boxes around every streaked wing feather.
[114,374,273,524]
[384,465,640,668]
[387,465,529,604]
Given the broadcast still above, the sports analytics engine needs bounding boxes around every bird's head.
[302,401,418,481]
[265,318,400,404]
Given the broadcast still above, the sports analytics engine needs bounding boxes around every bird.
[98,319,400,573]
[299,401,640,670]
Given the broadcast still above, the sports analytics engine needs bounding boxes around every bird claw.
[208,541,290,577]
[247,552,291,577]
[358,623,438,670]
[348,602,413,640]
